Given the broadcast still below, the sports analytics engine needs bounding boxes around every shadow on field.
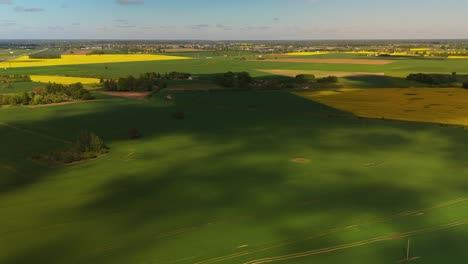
[2,91,468,263]
[342,75,424,88]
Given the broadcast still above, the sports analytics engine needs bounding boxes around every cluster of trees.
[33,130,108,166]
[0,75,31,83]
[101,72,191,92]
[29,50,63,59]
[214,71,253,88]
[295,74,339,84]
[407,73,458,85]
[213,72,339,90]
[0,83,93,106]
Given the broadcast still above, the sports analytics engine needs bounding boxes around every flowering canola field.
[30,75,100,85]
[296,88,468,126]
[0,54,191,68]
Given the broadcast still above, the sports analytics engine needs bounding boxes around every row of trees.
[214,71,253,88]
[0,75,31,83]
[0,83,93,106]
[101,72,192,92]
[407,73,458,85]
[295,74,339,84]
[29,50,63,59]
[213,72,339,90]
[33,130,108,166]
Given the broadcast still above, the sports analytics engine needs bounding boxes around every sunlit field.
[0,54,191,68]
[30,75,100,85]
[297,88,468,126]
[1,49,468,264]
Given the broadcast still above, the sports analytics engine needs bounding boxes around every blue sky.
[0,0,467,39]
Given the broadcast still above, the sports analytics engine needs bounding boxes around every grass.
[0,49,33,60]
[0,82,41,93]
[0,53,467,81]
[1,91,468,264]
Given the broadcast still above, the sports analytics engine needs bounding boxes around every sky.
[0,0,467,40]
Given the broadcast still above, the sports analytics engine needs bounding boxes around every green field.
[0,49,32,60]
[0,82,42,94]
[1,89,468,264]
[2,54,468,80]
[1,53,468,263]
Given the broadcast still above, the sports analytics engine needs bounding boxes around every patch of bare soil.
[28,99,111,108]
[97,91,150,100]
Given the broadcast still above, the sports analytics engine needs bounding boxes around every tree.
[20,91,30,105]
[318,76,339,83]
[77,130,107,153]
[295,74,316,84]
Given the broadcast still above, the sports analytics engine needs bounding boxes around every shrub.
[20,91,30,105]
[295,74,316,83]
[77,130,107,153]
[318,76,339,83]
[128,128,141,139]
[463,83,468,89]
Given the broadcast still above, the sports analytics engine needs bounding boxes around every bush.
[318,76,339,83]
[77,130,107,153]
[295,74,316,83]
[463,83,468,89]
[128,128,141,139]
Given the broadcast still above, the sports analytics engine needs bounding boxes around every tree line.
[214,72,339,90]
[0,82,93,106]
[100,72,192,92]
[29,50,63,59]
[0,75,31,83]
[407,73,468,87]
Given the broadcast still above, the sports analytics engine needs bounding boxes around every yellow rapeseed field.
[0,54,191,68]
[448,56,468,59]
[410,48,431,52]
[296,88,468,126]
[286,52,331,56]
[30,75,100,85]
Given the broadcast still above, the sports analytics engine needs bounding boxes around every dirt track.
[97,91,150,100]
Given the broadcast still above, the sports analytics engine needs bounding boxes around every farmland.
[0,54,191,69]
[1,47,468,264]
[30,75,100,85]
